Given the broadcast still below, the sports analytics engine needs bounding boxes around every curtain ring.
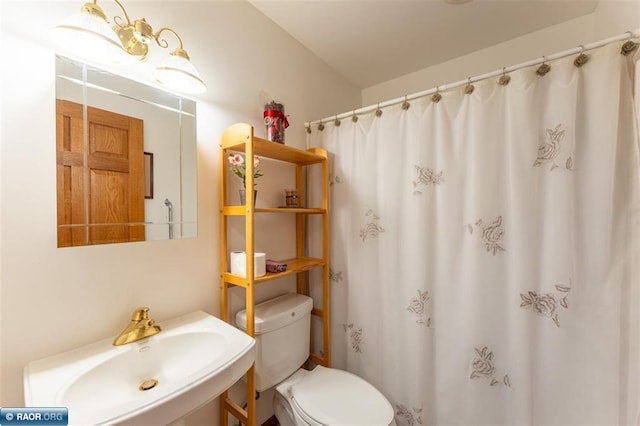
[351,111,358,123]
[401,95,410,110]
[536,55,551,76]
[621,31,639,56]
[574,45,590,67]
[317,121,325,131]
[464,77,475,95]
[334,114,341,127]
[498,67,511,86]
[431,86,442,103]
[375,103,383,117]
[305,124,312,134]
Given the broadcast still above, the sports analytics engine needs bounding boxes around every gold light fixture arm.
[154,27,183,49]
[153,27,190,59]
[109,0,133,28]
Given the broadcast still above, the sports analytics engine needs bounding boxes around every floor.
[262,415,279,426]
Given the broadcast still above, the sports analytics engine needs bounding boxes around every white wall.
[0,1,360,425]
[362,0,640,106]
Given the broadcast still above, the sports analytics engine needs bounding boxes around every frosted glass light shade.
[51,10,128,64]
[154,53,207,94]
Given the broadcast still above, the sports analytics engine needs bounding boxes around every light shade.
[154,50,207,95]
[51,7,128,64]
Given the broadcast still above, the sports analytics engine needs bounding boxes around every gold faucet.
[113,307,162,346]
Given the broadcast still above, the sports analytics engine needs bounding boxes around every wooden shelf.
[222,206,326,216]
[220,123,326,165]
[219,123,330,426]
[223,257,325,288]
[257,207,326,214]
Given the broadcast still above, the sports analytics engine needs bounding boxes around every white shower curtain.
[308,43,640,425]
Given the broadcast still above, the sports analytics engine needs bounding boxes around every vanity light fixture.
[51,0,207,94]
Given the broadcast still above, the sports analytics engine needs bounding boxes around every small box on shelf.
[266,260,287,273]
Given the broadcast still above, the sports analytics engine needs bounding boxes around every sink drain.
[139,379,158,391]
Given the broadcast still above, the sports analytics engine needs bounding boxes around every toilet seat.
[288,366,394,426]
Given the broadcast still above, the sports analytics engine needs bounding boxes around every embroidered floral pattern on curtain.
[470,346,512,388]
[309,42,640,425]
[533,124,575,171]
[520,279,573,327]
[407,289,432,327]
[412,166,444,195]
[467,216,506,255]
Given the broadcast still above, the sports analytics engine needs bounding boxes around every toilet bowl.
[274,366,396,426]
[236,293,396,426]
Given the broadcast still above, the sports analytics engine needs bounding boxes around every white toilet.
[236,293,396,426]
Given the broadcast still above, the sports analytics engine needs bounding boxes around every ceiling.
[248,0,599,88]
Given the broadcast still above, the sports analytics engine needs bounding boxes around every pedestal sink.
[24,311,255,425]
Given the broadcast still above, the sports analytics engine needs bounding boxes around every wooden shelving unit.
[218,123,330,426]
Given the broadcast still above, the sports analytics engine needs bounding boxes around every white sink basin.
[24,311,255,425]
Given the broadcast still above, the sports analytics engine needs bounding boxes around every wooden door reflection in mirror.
[56,100,145,247]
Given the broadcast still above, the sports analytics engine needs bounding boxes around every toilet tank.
[236,293,313,392]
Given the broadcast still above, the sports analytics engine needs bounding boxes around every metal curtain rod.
[305,28,640,128]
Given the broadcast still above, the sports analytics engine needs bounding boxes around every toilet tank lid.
[235,293,313,335]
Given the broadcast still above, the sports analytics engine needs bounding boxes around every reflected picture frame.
[144,152,154,199]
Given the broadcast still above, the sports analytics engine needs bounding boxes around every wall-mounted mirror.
[55,55,197,247]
